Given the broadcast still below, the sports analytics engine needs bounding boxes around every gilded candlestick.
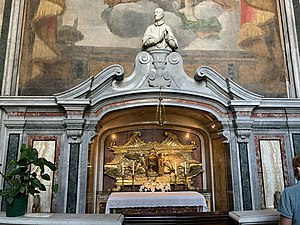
[184,174,188,190]
[131,174,135,192]
[174,174,177,191]
[121,175,125,191]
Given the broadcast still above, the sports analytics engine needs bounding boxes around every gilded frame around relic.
[104,131,203,191]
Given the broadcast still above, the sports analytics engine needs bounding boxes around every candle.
[121,161,124,176]
[132,161,135,175]
[184,161,187,175]
[174,161,177,175]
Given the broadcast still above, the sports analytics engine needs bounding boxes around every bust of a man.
[142,8,178,52]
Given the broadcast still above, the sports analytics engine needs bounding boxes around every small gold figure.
[32,195,41,213]
[147,150,158,176]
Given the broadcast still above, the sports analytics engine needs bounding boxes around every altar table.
[105,191,208,214]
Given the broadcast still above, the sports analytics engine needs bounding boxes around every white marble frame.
[27,140,57,213]
[259,139,284,209]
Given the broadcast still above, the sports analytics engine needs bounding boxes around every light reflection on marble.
[259,140,284,208]
[24,213,52,218]
[27,141,56,213]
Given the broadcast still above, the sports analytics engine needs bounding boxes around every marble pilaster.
[239,142,252,210]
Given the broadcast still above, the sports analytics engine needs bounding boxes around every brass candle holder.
[131,174,135,192]
[184,174,188,190]
[174,173,177,191]
[121,175,125,191]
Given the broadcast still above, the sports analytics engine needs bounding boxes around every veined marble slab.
[229,209,280,224]
[0,213,124,225]
[28,141,56,213]
[259,140,284,208]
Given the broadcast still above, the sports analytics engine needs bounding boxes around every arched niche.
[85,105,231,213]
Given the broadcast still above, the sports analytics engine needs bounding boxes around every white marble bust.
[142,8,178,52]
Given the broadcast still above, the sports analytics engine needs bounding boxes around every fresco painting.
[19,0,287,97]
[0,1,5,37]
[293,0,300,47]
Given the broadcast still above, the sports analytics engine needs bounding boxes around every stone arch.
[85,100,232,212]
[54,50,262,213]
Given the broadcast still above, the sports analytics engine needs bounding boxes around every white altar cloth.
[105,191,208,214]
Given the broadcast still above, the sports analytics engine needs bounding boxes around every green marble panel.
[292,134,300,155]
[67,143,80,213]
[239,143,252,210]
[1,134,20,211]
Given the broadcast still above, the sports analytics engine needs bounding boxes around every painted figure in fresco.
[238,0,286,96]
[173,0,222,39]
[31,0,66,78]
[210,0,237,11]
[142,8,178,52]
[173,0,238,39]
[57,17,84,45]
[104,0,141,7]
[277,154,300,225]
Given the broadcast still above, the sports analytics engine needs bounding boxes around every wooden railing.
[123,212,232,225]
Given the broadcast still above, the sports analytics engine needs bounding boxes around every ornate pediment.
[108,131,197,152]
[54,50,262,112]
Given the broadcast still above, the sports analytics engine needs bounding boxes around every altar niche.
[104,131,203,191]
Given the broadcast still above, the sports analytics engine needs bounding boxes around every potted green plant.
[0,144,58,217]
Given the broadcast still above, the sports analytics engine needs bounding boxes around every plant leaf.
[1,143,56,202]
[17,158,28,166]
[31,178,42,188]
[32,178,46,191]
[41,174,50,181]
[6,197,14,205]
[28,185,35,195]
[10,186,21,198]
[19,186,26,194]
[20,144,29,159]
[44,160,56,171]
[0,189,11,198]
[39,183,46,191]
[52,183,58,193]
[28,148,39,163]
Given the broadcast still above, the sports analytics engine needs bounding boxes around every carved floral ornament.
[104,131,203,190]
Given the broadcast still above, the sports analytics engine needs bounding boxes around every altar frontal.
[105,191,208,214]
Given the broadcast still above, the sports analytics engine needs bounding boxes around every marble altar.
[105,191,207,214]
